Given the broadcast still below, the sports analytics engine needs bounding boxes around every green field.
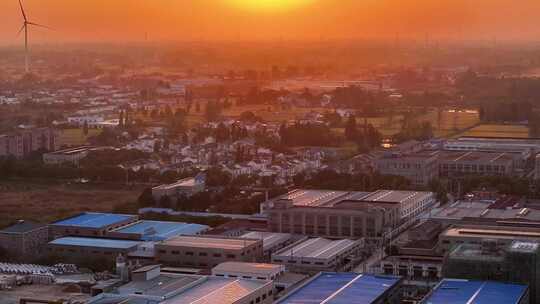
[456,124,530,138]
[57,128,102,147]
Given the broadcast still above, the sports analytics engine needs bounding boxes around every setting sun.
[227,0,314,12]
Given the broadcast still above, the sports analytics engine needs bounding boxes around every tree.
[118,111,124,128]
[344,115,358,141]
[83,121,89,136]
[215,123,230,142]
[138,188,155,207]
[205,100,222,122]
[159,195,172,208]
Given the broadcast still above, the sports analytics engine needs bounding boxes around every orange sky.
[1,0,540,44]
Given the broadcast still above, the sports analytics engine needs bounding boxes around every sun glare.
[227,0,314,12]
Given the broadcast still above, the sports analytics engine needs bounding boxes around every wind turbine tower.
[18,0,51,74]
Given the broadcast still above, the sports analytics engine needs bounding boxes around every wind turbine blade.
[19,0,27,21]
[27,22,53,30]
[16,24,25,37]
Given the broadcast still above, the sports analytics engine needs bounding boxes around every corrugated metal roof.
[276,272,401,304]
[49,237,141,249]
[113,220,209,241]
[273,238,359,260]
[423,279,528,304]
[51,212,135,228]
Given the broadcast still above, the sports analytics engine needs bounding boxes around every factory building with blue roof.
[421,279,529,304]
[108,220,210,241]
[275,272,402,304]
[49,212,139,239]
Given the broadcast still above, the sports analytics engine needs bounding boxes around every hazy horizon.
[2,0,540,45]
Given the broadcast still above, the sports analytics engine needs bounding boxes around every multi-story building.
[0,220,49,260]
[264,189,435,243]
[439,225,540,254]
[264,190,390,243]
[375,152,438,186]
[0,127,57,159]
[154,235,263,268]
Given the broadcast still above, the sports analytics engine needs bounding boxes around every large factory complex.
[1,186,538,304]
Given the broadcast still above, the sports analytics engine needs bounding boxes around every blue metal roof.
[423,279,528,304]
[51,212,135,228]
[113,220,209,241]
[277,272,401,304]
[49,237,141,249]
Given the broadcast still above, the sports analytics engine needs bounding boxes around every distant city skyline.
[1,0,540,44]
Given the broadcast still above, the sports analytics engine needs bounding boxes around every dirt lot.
[0,181,144,228]
[0,284,90,304]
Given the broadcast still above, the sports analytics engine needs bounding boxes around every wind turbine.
[17,0,51,74]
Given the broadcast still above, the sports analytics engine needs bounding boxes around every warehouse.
[88,266,273,304]
[239,231,298,256]
[212,262,285,281]
[264,189,434,244]
[421,279,529,304]
[271,237,363,273]
[155,235,263,268]
[49,212,139,239]
[275,272,402,304]
[108,220,209,241]
[46,237,142,262]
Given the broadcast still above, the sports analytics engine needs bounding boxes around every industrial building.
[155,235,263,268]
[212,262,286,281]
[275,272,402,304]
[49,212,139,239]
[439,225,540,254]
[42,146,102,166]
[46,237,142,262]
[151,176,205,201]
[265,189,434,243]
[438,150,516,177]
[375,151,439,186]
[375,148,520,186]
[443,240,540,304]
[239,231,298,257]
[421,279,529,304]
[271,237,363,273]
[88,265,273,304]
[108,220,209,241]
[0,220,48,260]
[445,136,540,169]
